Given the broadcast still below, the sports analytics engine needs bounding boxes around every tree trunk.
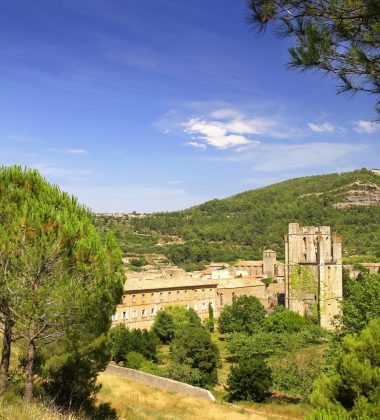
[23,333,35,402]
[0,317,13,395]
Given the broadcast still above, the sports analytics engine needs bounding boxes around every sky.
[0,0,379,212]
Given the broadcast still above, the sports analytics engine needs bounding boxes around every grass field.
[0,399,79,420]
[96,371,311,420]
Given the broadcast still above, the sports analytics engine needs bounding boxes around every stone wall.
[106,364,215,401]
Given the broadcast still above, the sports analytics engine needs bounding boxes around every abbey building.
[112,223,343,331]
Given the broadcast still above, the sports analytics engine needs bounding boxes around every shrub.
[263,309,306,334]
[125,352,146,370]
[167,363,203,386]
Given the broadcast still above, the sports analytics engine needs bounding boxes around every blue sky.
[1,0,379,212]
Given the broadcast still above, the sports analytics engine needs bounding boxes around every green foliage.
[341,273,380,334]
[128,170,380,266]
[170,326,220,387]
[125,352,146,370]
[152,311,175,344]
[0,166,123,406]
[261,277,273,287]
[226,358,272,402]
[204,303,215,332]
[109,325,158,363]
[129,257,147,268]
[247,1,380,112]
[228,324,327,399]
[152,306,202,344]
[218,295,266,334]
[41,334,112,412]
[166,363,203,387]
[310,318,380,418]
[270,346,326,399]
[262,309,306,334]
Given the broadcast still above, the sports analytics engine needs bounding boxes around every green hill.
[95,169,380,268]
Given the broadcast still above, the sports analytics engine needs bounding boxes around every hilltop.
[95,169,380,268]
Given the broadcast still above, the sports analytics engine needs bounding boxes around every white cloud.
[180,107,302,150]
[308,122,336,133]
[353,120,379,134]
[185,141,207,149]
[66,148,88,155]
[168,180,181,185]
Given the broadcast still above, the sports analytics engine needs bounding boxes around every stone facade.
[112,250,286,330]
[112,224,344,331]
[284,223,343,329]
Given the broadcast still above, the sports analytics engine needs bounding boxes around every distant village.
[112,223,380,331]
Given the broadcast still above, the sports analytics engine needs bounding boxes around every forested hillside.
[95,169,380,268]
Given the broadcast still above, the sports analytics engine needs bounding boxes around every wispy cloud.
[32,162,93,182]
[185,141,207,149]
[308,122,337,133]
[62,183,205,213]
[206,142,368,172]
[66,148,89,155]
[353,120,379,134]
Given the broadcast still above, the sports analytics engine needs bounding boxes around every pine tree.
[0,166,123,402]
[248,1,380,111]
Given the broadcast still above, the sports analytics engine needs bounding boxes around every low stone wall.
[105,364,215,402]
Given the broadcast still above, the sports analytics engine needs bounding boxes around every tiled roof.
[124,276,218,292]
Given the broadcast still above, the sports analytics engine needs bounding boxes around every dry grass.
[97,372,269,420]
[0,399,79,420]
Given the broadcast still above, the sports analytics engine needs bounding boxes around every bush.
[263,309,306,334]
[125,352,146,370]
[227,359,272,402]
[167,363,203,386]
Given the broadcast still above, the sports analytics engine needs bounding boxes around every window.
[122,311,128,320]
[168,291,172,300]
[111,313,117,321]
[177,291,180,300]
[202,302,206,311]
[132,294,136,303]
[122,295,126,304]
[151,292,154,302]
[194,303,198,311]
[184,290,188,299]
[202,289,205,297]
[209,289,213,297]
[132,310,137,319]
[142,294,145,303]
[151,308,156,316]
[160,292,163,301]
[142,309,147,318]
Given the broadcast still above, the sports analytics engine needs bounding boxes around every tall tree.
[218,295,266,334]
[0,166,123,402]
[248,1,380,111]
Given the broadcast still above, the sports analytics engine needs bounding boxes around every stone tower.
[284,223,343,330]
[263,249,277,278]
